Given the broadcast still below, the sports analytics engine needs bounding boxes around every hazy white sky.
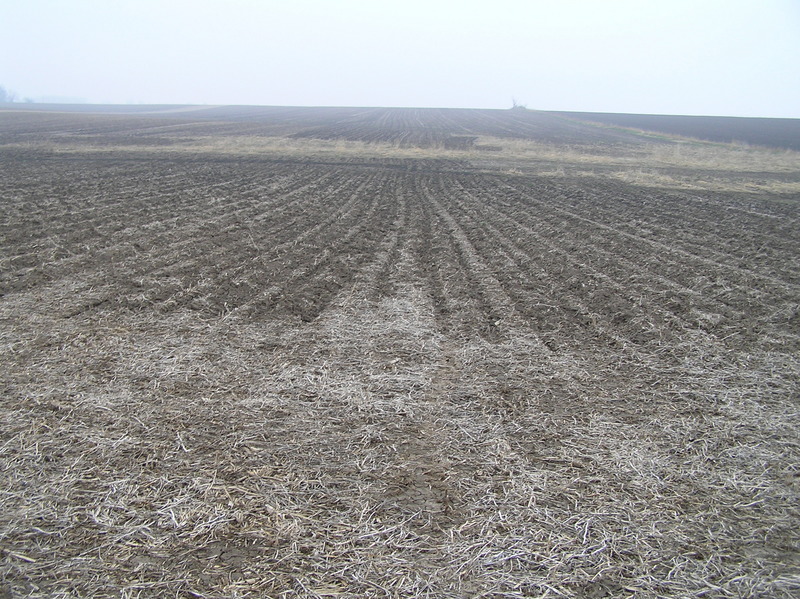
[1,0,798,117]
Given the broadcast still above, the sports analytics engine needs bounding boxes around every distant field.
[1,106,799,598]
[550,110,800,151]
[4,103,799,150]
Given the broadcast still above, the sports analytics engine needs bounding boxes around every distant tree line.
[0,85,34,103]
[0,85,17,102]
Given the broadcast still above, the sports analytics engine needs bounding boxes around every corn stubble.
[1,107,799,598]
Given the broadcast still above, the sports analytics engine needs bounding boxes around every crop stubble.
[1,109,799,597]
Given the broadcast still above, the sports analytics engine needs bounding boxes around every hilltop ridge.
[3,103,798,150]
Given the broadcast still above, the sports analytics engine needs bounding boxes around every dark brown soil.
[1,107,798,598]
[551,110,800,150]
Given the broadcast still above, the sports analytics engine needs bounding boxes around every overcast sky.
[1,0,798,117]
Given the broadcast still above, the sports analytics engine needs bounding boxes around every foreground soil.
[1,108,799,598]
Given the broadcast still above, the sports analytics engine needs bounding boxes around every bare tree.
[0,85,18,102]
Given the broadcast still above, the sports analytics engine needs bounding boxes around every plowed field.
[1,107,799,598]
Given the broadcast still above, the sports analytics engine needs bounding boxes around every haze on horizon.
[1,0,798,118]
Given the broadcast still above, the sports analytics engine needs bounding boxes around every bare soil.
[1,106,799,598]
[549,111,800,151]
